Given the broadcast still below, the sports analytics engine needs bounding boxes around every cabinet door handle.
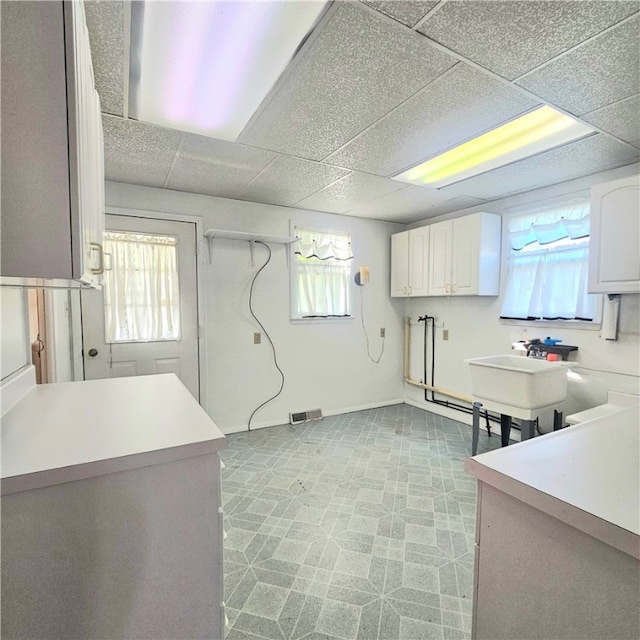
[452,283,457,293]
[104,252,113,272]
[408,285,412,295]
[445,283,451,293]
[403,286,407,294]
[90,242,104,274]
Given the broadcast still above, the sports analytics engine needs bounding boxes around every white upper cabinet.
[390,227,430,297]
[588,175,640,294]
[1,0,105,288]
[428,212,501,296]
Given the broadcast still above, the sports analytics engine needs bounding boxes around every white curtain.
[501,200,601,320]
[103,232,181,342]
[292,228,353,318]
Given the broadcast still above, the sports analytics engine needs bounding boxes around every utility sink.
[465,355,568,412]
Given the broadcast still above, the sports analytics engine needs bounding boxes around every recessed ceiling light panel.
[129,1,328,141]
[393,106,596,188]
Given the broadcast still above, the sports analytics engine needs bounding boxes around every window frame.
[289,223,354,323]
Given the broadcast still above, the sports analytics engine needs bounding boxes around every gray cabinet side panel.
[1,1,72,279]
[474,485,640,640]
[1,454,222,639]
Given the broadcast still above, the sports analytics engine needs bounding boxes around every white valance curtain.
[292,228,353,318]
[501,199,600,320]
[103,232,181,342]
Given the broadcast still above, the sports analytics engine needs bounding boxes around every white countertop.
[1,373,227,495]
[466,406,639,557]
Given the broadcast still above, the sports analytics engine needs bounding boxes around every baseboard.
[221,398,405,435]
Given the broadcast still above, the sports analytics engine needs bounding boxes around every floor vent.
[289,408,323,425]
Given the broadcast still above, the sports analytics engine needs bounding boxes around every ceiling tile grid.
[345,183,484,223]
[582,94,640,144]
[325,63,540,176]
[418,0,640,81]
[165,134,277,200]
[441,133,639,200]
[516,14,640,115]
[84,0,126,116]
[361,1,439,28]
[238,1,458,160]
[102,116,182,188]
[88,1,640,224]
[235,155,350,207]
[295,172,407,214]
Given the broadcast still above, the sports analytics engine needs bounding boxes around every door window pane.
[103,231,181,342]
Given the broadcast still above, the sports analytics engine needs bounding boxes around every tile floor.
[220,403,503,640]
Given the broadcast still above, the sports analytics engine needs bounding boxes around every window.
[103,231,181,342]
[291,227,353,319]
[501,199,601,322]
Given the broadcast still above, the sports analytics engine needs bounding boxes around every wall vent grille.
[289,408,323,425]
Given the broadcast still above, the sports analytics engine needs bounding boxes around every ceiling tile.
[165,135,277,199]
[516,15,640,115]
[346,184,483,223]
[85,1,125,116]
[441,134,639,200]
[419,1,639,81]
[361,1,439,28]
[239,2,457,160]
[326,63,539,176]
[235,156,349,207]
[295,172,406,214]
[581,95,640,143]
[103,116,182,187]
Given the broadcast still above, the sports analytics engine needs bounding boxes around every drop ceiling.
[85,0,640,223]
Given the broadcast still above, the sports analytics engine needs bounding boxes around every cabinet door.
[452,215,480,295]
[428,220,452,295]
[589,175,640,293]
[408,227,429,296]
[390,231,409,297]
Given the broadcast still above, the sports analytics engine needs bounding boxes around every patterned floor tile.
[222,404,504,640]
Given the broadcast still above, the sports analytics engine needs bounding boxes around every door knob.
[88,348,98,357]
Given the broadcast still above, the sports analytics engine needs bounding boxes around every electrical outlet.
[254,332,261,344]
[443,329,449,340]
[380,328,385,338]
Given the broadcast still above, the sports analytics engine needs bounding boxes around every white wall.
[105,182,406,433]
[404,164,640,431]
[1,287,29,380]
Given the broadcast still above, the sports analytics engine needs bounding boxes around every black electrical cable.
[417,315,510,429]
[247,241,285,432]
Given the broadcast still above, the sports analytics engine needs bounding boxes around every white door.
[81,215,200,400]
[452,215,479,295]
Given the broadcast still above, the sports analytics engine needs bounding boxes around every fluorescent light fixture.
[129,1,327,141]
[393,106,595,188]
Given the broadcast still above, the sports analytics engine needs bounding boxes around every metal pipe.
[403,316,473,404]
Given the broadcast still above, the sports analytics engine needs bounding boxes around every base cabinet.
[588,175,640,293]
[1,453,225,640]
[472,484,639,640]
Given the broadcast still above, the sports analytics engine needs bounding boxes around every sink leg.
[472,402,482,456]
[521,419,536,440]
[553,410,564,430]
[500,414,511,447]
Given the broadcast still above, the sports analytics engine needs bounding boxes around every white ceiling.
[85,0,640,223]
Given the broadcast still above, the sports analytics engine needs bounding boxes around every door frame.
[92,206,209,410]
